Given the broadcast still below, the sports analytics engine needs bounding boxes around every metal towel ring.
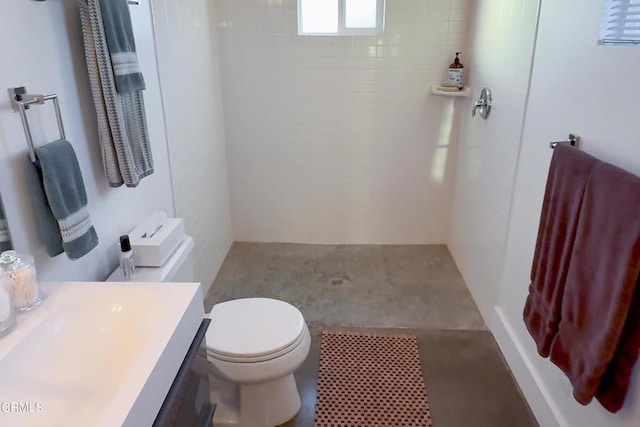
[8,87,66,162]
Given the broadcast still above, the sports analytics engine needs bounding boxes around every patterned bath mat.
[314,331,433,427]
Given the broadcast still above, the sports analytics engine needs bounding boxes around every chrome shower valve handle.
[472,87,493,119]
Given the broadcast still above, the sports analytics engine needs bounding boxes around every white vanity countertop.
[0,281,204,427]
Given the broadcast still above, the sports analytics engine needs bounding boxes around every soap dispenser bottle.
[448,52,464,90]
[119,235,135,280]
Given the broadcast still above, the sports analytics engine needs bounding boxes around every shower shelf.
[430,85,472,98]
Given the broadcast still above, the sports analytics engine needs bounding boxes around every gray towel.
[79,0,154,188]
[25,158,64,257]
[0,197,12,253]
[98,0,145,94]
[35,140,98,260]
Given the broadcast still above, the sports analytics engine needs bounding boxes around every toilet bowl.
[107,235,310,426]
[206,298,311,427]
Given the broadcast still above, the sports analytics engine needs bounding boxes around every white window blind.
[599,0,640,45]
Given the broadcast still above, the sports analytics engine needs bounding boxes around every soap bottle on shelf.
[0,250,43,312]
[447,52,464,90]
[119,235,136,280]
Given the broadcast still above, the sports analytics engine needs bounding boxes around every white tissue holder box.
[129,218,185,267]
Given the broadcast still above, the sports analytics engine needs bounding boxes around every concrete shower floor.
[205,243,485,330]
[204,243,538,427]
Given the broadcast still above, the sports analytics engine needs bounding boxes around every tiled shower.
[216,0,469,244]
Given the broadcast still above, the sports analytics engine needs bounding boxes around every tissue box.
[129,218,185,267]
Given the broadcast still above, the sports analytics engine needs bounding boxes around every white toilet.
[107,235,311,427]
[206,298,311,427]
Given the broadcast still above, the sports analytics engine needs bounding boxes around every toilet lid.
[206,298,305,359]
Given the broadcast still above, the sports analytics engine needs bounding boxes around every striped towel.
[79,0,154,188]
[98,0,146,94]
[34,140,98,260]
[25,157,64,257]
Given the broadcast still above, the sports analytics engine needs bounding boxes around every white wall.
[216,0,470,244]
[448,0,540,319]
[0,0,174,281]
[494,1,640,426]
[150,0,233,292]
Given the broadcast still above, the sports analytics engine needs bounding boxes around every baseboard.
[491,307,567,427]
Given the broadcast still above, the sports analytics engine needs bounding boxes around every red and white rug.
[314,331,433,427]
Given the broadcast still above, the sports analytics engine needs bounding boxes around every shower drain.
[331,278,343,287]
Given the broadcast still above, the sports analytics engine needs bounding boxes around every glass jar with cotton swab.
[0,250,43,312]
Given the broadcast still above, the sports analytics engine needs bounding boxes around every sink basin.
[0,281,203,427]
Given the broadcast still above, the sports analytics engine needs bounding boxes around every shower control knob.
[472,87,493,119]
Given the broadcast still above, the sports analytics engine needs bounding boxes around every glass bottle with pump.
[448,52,464,90]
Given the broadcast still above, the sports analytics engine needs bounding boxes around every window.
[599,0,640,45]
[298,0,385,36]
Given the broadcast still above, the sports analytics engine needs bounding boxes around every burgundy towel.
[523,145,600,356]
[548,162,640,412]
[596,277,640,412]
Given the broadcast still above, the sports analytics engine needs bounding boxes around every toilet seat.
[207,328,306,363]
[205,298,305,363]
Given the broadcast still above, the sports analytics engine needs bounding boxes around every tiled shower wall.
[151,0,233,291]
[448,0,541,318]
[216,0,471,244]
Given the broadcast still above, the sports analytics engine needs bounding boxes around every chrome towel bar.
[550,134,580,149]
[8,87,66,162]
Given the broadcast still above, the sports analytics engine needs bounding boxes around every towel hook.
[8,87,66,162]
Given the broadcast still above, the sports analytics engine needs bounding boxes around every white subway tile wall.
[151,0,233,291]
[217,0,471,244]
[448,0,540,318]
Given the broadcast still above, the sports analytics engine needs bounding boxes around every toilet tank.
[106,236,195,282]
